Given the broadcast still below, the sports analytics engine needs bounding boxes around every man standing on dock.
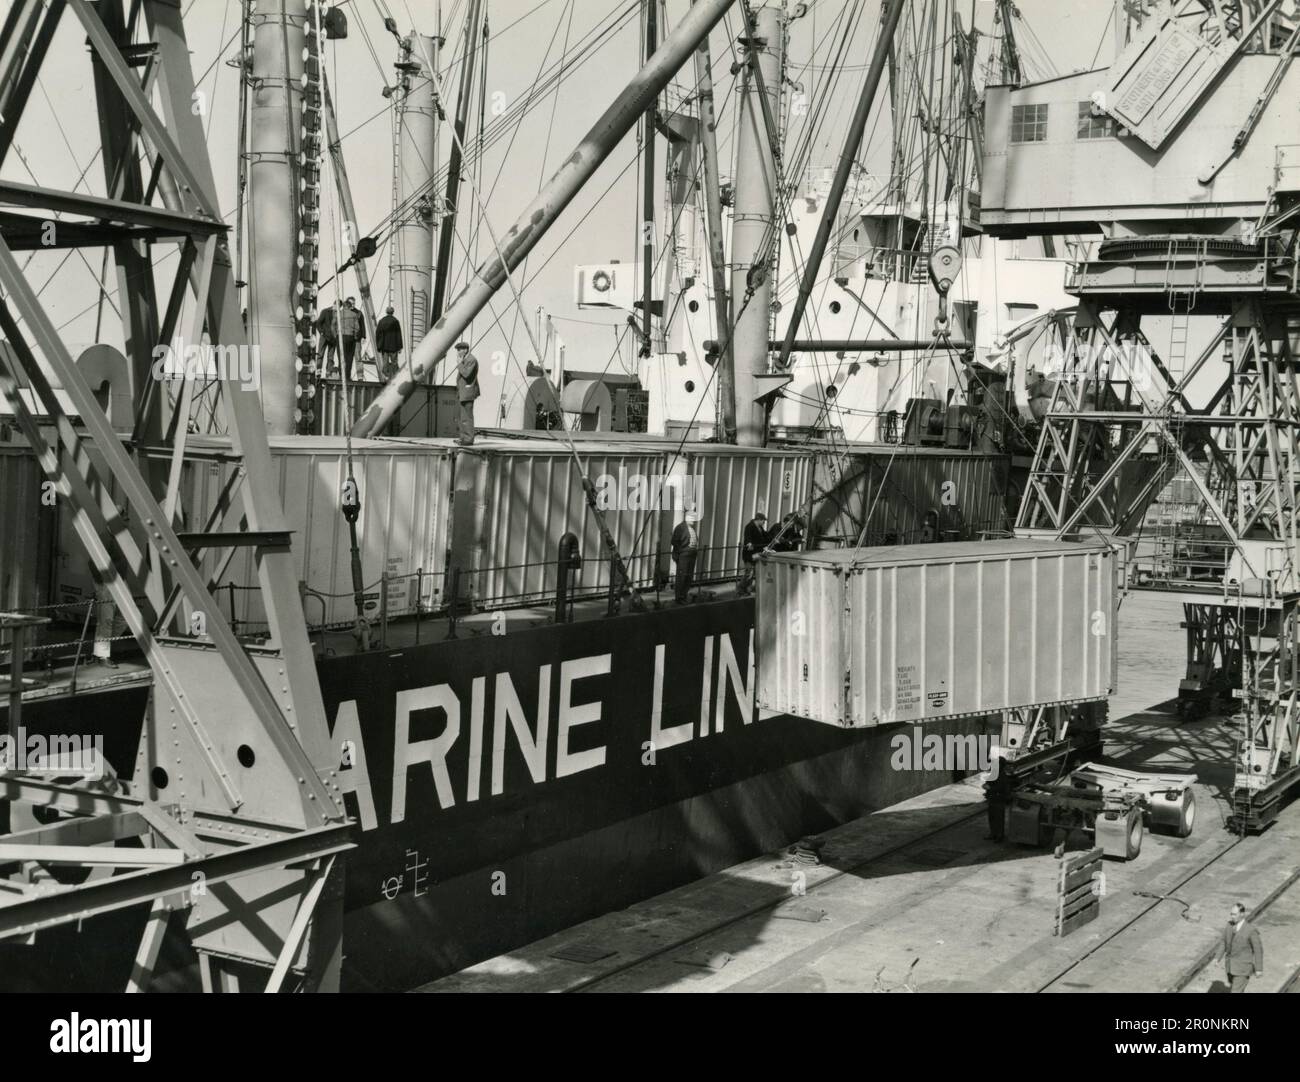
[455,341,480,445]
[671,512,701,605]
[375,306,403,380]
[1220,903,1263,992]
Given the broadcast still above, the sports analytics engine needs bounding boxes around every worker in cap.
[770,511,805,552]
[454,341,480,445]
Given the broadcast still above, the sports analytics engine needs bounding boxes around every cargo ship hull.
[3,597,987,991]
[326,595,987,989]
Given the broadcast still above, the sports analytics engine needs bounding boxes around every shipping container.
[676,446,814,581]
[756,538,1117,727]
[317,381,458,438]
[177,436,456,630]
[805,444,1012,547]
[447,441,670,607]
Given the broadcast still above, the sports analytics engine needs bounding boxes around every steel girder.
[0,0,348,988]
[1015,293,1300,821]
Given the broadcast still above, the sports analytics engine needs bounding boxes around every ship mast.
[640,0,658,358]
[391,30,440,368]
[429,0,485,328]
[996,0,1023,85]
[245,0,308,434]
[728,4,785,447]
[775,0,905,375]
[692,13,733,443]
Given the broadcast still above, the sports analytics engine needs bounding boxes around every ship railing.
[813,518,1010,549]
[1127,531,1237,591]
[1,520,1016,678]
[0,597,144,695]
[855,247,929,283]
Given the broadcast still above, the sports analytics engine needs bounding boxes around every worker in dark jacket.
[770,512,805,552]
[375,306,403,379]
[315,303,340,377]
[455,341,480,445]
[738,510,768,596]
[670,514,702,605]
[1220,903,1264,992]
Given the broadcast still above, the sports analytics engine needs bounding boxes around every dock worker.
[337,296,365,379]
[315,302,340,377]
[375,306,403,379]
[738,510,768,596]
[670,512,702,605]
[770,512,805,553]
[984,765,1011,841]
[454,341,480,445]
[1220,902,1263,992]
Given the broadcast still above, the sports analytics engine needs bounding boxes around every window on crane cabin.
[1075,101,1114,139]
[1009,103,1048,143]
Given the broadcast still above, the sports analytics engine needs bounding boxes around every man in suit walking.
[1220,902,1264,992]
[670,513,702,605]
[454,341,480,445]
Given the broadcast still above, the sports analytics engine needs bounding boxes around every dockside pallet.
[1055,847,1103,936]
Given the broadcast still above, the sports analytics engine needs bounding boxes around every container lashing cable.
[845,241,961,565]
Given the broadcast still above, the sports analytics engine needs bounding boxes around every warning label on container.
[896,664,920,712]
[386,557,407,611]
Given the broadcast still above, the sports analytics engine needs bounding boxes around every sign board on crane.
[1101,2,1278,149]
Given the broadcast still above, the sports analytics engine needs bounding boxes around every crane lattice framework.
[981,1,1300,830]
[0,0,352,990]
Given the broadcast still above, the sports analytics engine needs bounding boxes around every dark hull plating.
[3,599,988,991]
[320,598,986,990]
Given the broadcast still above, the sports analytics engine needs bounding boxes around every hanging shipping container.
[756,538,1117,727]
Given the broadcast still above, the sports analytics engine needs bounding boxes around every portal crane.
[981,0,1300,831]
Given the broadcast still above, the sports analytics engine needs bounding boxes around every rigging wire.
[497,0,577,379]
[407,14,739,406]
[356,2,396,85]
[346,1,640,260]
[25,82,122,321]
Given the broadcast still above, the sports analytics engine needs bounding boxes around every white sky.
[7,0,1117,411]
